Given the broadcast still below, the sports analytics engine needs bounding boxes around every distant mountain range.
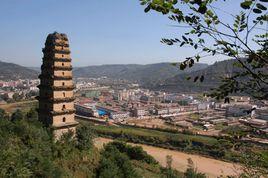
[0,59,243,93]
[73,63,209,86]
[0,61,38,80]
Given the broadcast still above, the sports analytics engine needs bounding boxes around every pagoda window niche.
[63,117,66,122]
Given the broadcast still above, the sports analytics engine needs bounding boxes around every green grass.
[92,124,218,146]
[132,160,185,178]
[215,123,228,130]
[132,161,163,178]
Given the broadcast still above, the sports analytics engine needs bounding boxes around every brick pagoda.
[38,32,78,139]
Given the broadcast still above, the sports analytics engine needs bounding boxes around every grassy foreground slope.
[0,108,206,178]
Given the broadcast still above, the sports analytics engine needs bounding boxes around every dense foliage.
[97,142,142,178]
[96,141,204,178]
[0,109,98,177]
[0,109,210,177]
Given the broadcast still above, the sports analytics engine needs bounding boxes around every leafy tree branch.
[140,0,268,100]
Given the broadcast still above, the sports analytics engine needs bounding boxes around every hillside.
[152,59,241,92]
[74,63,208,86]
[0,61,38,80]
[28,67,41,72]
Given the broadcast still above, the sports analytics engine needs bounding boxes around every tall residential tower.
[38,32,78,139]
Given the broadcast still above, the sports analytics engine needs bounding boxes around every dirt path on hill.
[94,137,242,178]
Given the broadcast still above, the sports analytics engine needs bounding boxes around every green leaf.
[240,1,252,9]
[190,29,196,34]
[189,58,194,67]
[253,8,262,14]
[256,3,267,10]
[198,4,207,14]
[182,36,188,41]
[195,55,200,61]
[206,10,214,17]
[180,63,186,70]
[144,5,151,13]
[172,0,178,4]
[205,19,212,25]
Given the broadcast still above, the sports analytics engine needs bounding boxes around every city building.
[155,107,181,116]
[38,32,78,139]
[110,111,130,121]
[253,107,268,121]
[155,108,169,115]
[226,104,252,117]
[132,107,150,118]
[75,103,99,117]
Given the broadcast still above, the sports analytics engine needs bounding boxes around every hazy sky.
[0,0,241,67]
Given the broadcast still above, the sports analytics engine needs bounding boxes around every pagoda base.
[52,121,79,140]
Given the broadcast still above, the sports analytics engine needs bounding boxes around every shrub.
[11,109,24,122]
[98,143,141,178]
[76,124,95,151]
[106,141,158,165]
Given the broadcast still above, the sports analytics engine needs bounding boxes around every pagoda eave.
[38,75,72,80]
[37,85,75,91]
[36,96,75,103]
[39,109,76,116]
[42,48,71,54]
[45,42,69,47]
[41,65,73,71]
[52,121,79,130]
[50,109,76,116]
[42,57,72,62]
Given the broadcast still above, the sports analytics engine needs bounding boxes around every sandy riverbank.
[94,137,242,178]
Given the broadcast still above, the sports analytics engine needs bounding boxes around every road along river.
[94,137,242,178]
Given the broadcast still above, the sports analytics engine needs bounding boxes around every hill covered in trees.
[0,61,38,80]
[151,59,243,92]
[73,62,208,86]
